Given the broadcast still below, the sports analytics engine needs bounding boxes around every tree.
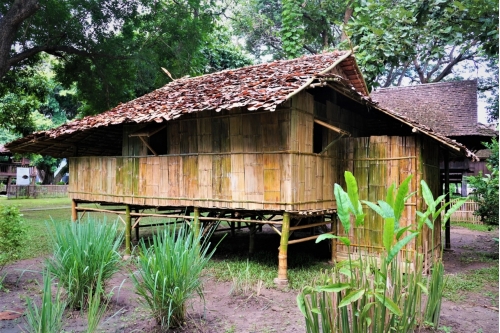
[468,139,499,225]
[231,0,498,90]
[345,0,499,87]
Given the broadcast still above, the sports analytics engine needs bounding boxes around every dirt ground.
[0,226,498,333]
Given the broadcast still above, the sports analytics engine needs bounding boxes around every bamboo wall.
[69,89,443,262]
[328,135,442,266]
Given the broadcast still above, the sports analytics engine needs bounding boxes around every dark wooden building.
[6,51,476,283]
[372,80,497,196]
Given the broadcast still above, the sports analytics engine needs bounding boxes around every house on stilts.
[6,50,476,284]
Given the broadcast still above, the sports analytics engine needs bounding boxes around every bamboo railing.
[443,199,481,224]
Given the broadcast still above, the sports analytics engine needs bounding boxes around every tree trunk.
[340,1,354,42]
[0,0,40,79]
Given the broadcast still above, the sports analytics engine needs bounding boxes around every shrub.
[46,219,123,309]
[132,224,218,328]
[0,205,27,271]
[468,138,499,225]
[24,271,66,333]
[297,172,466,332]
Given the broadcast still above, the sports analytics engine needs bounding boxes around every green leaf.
[338,288,365,308]
[394,175,412,227]
[316,234,351,246]
[417,282,428,294]
[395,225,411,241]
[387,232,418,263]
[345,171,360,211]
[443,197,468,225]
[363,200,383,217]
[374,292,402,316]
[334,184,352,232]
[383,217,395,253]
[339,267,353,278]
[378,200,395,219]
[296,293,307,316]
[316,283,351,293]
[385,183,395,207]
[420,180,435,212]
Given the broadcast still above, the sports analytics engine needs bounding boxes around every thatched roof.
[6,50,476,160]
[371,80,497,138]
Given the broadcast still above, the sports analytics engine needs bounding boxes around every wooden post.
[134,208,140,241]
[444,150,451,249]
[71,199,78,222]
[249,223,256,255]
[331,214,337,263]
[125,205,132,255]
[193,207,200,240]
[275,212,290,286]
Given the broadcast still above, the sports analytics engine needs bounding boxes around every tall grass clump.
[132,224,218,329]
[297,171,466,332]
[24,271,66,333]
[46,218,124,309]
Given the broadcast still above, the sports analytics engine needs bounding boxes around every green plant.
[227,260,264,296]
[24,271,66,333]
[132,224,219,329]
[46,218,123,309]
[296,172,467,332]
[85,265,110,333]
[0,205,27,271]
[468,139,499,226]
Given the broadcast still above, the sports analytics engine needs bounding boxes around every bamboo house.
[6,50,476,283]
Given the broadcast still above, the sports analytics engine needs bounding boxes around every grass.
[206,230,332,290]
[451,221,497,232]
[442,265,499,302]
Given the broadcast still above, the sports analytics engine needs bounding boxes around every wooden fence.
[444,199,481,224]
[6,185,68,199]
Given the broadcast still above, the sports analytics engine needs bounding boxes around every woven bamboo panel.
[330,135,437,265]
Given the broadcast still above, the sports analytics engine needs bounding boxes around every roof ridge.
[158,50,351,86]
[373,79,477,92]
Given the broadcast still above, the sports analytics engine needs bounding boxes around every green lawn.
[0,197,128,261]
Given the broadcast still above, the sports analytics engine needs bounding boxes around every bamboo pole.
[287,231,336,245]
[275,212,290,285]
[331,215,337,263]
[193,207,200,240]
[71,199,78,222]
[125,205,132,255]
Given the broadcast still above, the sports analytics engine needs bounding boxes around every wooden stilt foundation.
[249,223,256,255]
[193,207,200,239]
[125,205,131,255]
[275,212,290,286]
[71,199,78,222]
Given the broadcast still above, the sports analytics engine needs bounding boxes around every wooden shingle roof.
[371,80,496,138]
[6,51,476,160]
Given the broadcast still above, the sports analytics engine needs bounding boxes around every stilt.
[444,150,451,249]
[134,208,140,241]
[193,207,200,239]
[275,212,290,286]
[71,199,78,222]
[249,223,256,255]
[125,205,131,255]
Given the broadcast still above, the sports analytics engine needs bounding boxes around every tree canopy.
[0,0,251,132]
[231,0,498,89]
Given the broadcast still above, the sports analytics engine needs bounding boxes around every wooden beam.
[287,231,336,245]
[314,119,351,137]
[138,136,158,156]
[125,205,132,255]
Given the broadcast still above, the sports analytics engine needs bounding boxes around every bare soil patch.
[0,226,498,333]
